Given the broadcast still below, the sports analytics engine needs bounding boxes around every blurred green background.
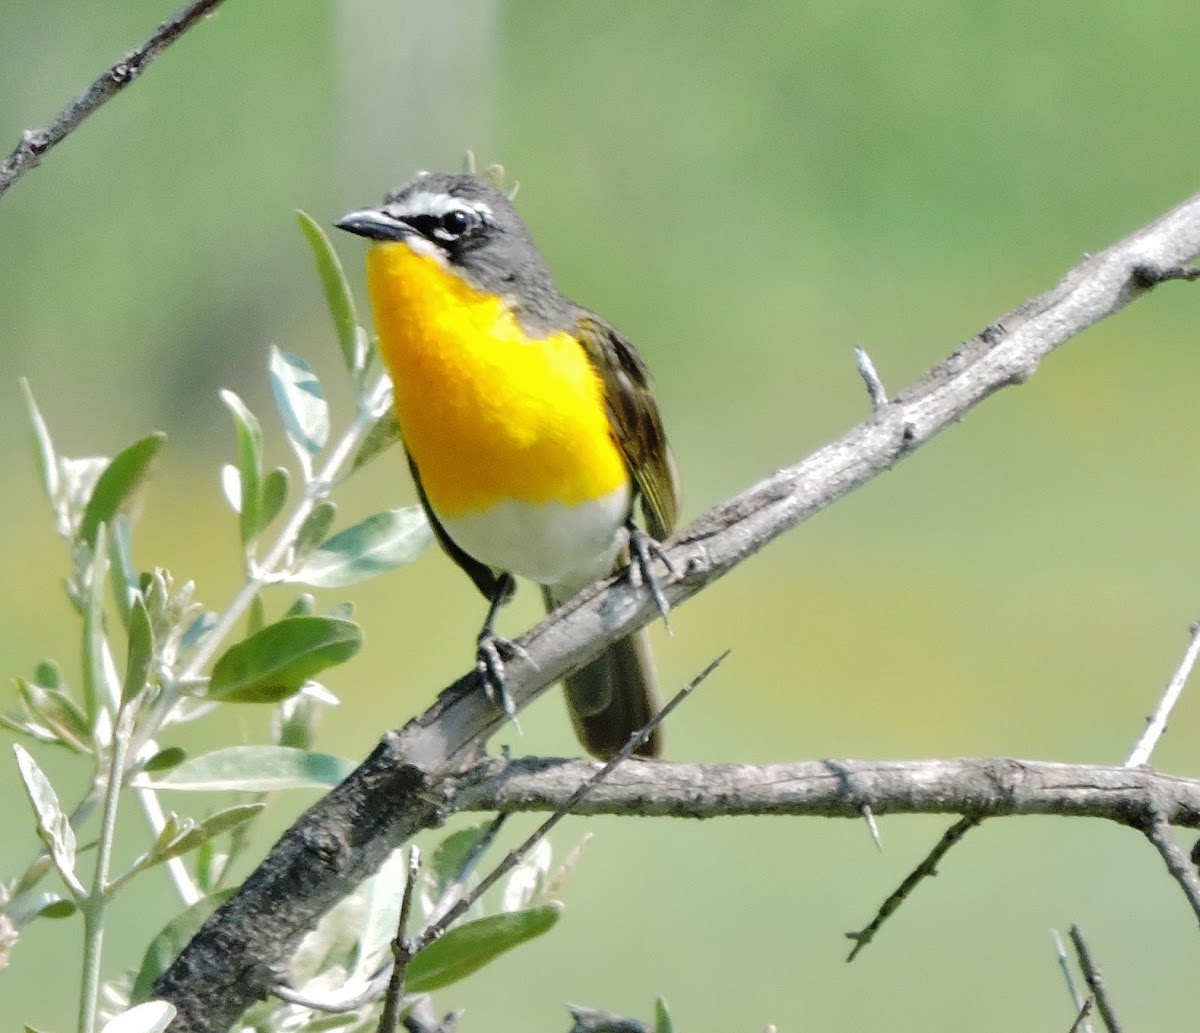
[4,1,1200,1030]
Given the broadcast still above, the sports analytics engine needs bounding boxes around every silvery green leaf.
[406,903,563,992]
[290,507,431,588]
[270,346,329,456]
[13,744,78,890]
[501,836,551,912]
[220,390,263,546]
[81,524,113,725]
[348,409,401,476]
[137,745,355,792]
[297,210,362,374]
[20,378,59,502]
[98,1001,176,1033]
[292,501,337,566]
[79,433,165,550]
[207,616,362,703]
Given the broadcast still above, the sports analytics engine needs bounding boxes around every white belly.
[440,483,631,594]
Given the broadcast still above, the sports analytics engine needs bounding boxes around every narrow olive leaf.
[220,390,263,546]
[179,611,217,654]
[16,679,91,752]
[131,889,237,1001]
[654,996,674,1033]
[292,500,337,565]
[208,616,362,703]
[406,903,563,992]
[99,1000,177,1033]
[429,823,497,899]
[122,595,154,707]
[349,408,401,475]
[284,593,315,617]
[33,660,61,688]
[137,745,354,792]
[290,507,432,588]
[20,378,60,502]
[297,210,361,373]
[31,894,77,920]
[13,744,78,886]
[79,432,166,550]
[146,803,265,866]
[0,711,57,745]
[261,466,290,530]
[80,523,111,727]
[141,746,187,774]
[269,346,330,456]
[107,515,138,629]
[219,463,241,513]
[246,593,267,637]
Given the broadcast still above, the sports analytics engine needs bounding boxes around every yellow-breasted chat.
[335,172,679,759]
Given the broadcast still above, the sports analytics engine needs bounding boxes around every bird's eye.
[439,208,476,236]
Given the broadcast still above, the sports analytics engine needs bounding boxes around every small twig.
[1067,999,1095,1033]
[565,1005,649,1033]
[427,813,507,926]
[1068,925,1122,1033]
[1131,262,1200,286]
[853,346,889,408]
[1126,620,1200,767]
[1052,929,1093,1033]
[859,803,883,852]
[0,0,231,199]
[378,847,421,1033]
[414,651,728,952]
[1144,812,1200,924]
[846,814,982,961]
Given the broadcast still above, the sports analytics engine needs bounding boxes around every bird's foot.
[476,630,534,729]
[628,527,676,634]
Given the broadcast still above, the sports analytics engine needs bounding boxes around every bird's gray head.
[335,172,568,328]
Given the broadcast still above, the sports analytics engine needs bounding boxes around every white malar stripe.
[440,484,632,594]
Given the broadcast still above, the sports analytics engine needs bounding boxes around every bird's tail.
[542,586,662,760]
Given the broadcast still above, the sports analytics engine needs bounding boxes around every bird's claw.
[628,527,674,634]
[476,632,533,729]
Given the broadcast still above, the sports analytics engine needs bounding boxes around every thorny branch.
[151,189,1200,1033]
[0,0,230,199]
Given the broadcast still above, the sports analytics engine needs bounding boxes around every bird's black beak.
[334,207,412,242]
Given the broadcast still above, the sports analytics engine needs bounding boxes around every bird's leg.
[626,523,676,634]
[475,573,533,725]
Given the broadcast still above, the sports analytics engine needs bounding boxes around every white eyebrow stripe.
[387,191,493,220]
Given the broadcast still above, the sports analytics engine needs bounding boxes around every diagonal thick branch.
[0,0,230,199]
[154,192,1200,1032]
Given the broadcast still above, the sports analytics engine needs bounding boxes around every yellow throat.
[366,241,628,519]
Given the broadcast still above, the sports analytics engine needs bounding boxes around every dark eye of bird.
[440,208,475,236]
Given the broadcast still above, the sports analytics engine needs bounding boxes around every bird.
[335,171,679,758]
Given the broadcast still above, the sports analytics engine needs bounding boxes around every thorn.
[860,803,883,852]
[854,346,889,408]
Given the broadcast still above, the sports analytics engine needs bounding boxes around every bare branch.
[1143,813,1200,924]
[1053,929,1094,1033]
[853,346,889,408]
[1068,925,1123,1033]
[0,0,230,199]
[153,192,1200,1032]
[414,652,726,952]
[1067,999,1095,1033]
[845,815,982,961]
[1126,620,1200,767]
[452,757,1200,826]
[565,1005,649,1033]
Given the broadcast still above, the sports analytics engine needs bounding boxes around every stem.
[78,705,132,1033]
[126,375,390,763]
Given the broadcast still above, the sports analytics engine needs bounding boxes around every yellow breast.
[366,241,628,519]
